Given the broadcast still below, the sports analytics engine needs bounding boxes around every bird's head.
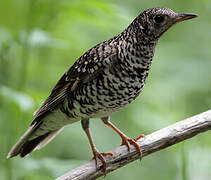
[135,7,198,40]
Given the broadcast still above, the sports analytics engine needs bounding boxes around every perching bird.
[7,7,197,173]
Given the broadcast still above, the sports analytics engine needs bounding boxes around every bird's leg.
[101,117,144,160]
[81,118,113,174]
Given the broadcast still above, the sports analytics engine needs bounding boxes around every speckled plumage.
[60,33,155,120]
[7,7,197,168]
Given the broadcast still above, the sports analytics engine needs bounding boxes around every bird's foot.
[121,134,145,160]
[92,149,114,175]
[134,134,145,142]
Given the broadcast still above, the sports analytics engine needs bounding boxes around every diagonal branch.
[56,110,211,180]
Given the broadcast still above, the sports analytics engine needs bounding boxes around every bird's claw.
[121,134,145,160]
[92,151,114,175]
[134,134,145,141]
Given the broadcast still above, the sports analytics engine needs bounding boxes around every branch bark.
[56,110,211,180]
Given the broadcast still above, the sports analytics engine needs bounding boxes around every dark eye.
[154,15,165,24]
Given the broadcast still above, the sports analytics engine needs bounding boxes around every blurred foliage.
[0,0,211,180]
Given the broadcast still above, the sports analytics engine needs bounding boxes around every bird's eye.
[154,15,165,24]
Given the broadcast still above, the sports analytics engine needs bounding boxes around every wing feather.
[33,41,118,119]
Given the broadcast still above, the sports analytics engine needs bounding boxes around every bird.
[7,7,197,174]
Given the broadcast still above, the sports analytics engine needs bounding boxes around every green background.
[1,0,211,179]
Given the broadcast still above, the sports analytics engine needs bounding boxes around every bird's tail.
[7,118,64,159]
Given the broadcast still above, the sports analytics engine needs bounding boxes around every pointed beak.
[173,13,198,24]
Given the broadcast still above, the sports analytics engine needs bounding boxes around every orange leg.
[81,119,113,174]
[102,117,144,160]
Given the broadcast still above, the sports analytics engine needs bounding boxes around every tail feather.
[7,123,38,158]
[35,127,64,150]
[7,121,64,159]
[20,133,50,157]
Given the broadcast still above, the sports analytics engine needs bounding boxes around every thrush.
[7,7,197,173]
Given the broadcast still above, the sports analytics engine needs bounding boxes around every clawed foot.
[121,134,145,160]
[92,150,114,175]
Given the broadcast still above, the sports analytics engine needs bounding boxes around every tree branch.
[56,110,211,180]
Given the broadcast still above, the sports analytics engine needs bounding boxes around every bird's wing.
[33,42,118,120]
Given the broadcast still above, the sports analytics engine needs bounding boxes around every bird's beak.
[173,13,198,24]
